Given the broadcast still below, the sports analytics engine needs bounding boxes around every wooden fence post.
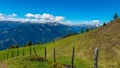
[44,47,47,60]
[54,48,56,63]
[71,47,75,68]
[33,46,37,56]
[29,41,32,56]
[1,53,3,60]
[23,48,24,56]
[7,51,9,59]
[17,48,19,56]
[4,53,5,60]
[30,46,32,56]
[0,53,1,61]
[12,50,14,58]
[94,48,99,68]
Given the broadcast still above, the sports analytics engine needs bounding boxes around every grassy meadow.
[1,19,120,68]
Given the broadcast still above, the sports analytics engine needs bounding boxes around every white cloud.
[92,20,100,24]
[55,16,65,22]
[41,13,53,19]
[91,20,100,26]
[67,20,100,26]
[0,13,4,18]
[25,13,41,19]
[78,20,100,25]
[25,13,65,23]
[0,13,65,23]
[0,13,101,26]
[34,14,41,19]
[25,13,35,18]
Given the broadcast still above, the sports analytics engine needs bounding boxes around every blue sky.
[0,0,120,24]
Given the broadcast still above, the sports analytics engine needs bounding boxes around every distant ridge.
[1,19,120,68]
[0,21,98,50]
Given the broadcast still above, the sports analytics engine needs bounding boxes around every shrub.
[103,22,107,26]
[80,30,84,33]
[86,28,90,32]
[16,44,19,48]
[30,56,45,61]
[9,45,15,49]
[28,41,32,46]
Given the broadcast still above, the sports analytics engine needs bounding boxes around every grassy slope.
[1,19,120,68]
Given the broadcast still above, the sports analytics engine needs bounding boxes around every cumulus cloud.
[41,13,52,19]
[0,13,65,23]
[34,14,41,19]
[25,13,35,18]
[79,20,100,25]
[91,20,100,27]
[67,20,100,26]
[0,13,101,26]
[73,20,100,27]
[55,16,65,22]
[92,20,100,25]
[25,13,65,22]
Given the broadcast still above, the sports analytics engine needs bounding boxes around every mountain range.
[1,18,120,68]
[0,21,98,50]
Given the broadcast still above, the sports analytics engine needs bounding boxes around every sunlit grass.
[1,19,120,68]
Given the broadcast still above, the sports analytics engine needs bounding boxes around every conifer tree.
[86,28,89,32]
[81,30,84,33]
[103,22,106,26]
[113,13,119,19]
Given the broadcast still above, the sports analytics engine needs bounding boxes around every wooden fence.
[0,46,99,68]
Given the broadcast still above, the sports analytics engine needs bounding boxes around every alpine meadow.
[0,0,120,68]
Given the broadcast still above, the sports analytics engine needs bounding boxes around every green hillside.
[1,19,120,68]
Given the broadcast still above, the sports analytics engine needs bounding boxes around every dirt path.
[0,62,7,68]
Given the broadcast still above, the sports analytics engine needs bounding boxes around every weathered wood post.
[30,46,32,56]
[44,47,47,60]
[0,53,3,60]
[54,48,56,63]
[94,48,99,68]
[7,51,9,59]
[29,41,32,56]
[33,46,37,56]
[0,53,2,60]
[17,48,19,56]
[12,50,14,58]
[53,48,56,68]
[4,53,5,60]
[71,47,75,68]
[23,48,24,56]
